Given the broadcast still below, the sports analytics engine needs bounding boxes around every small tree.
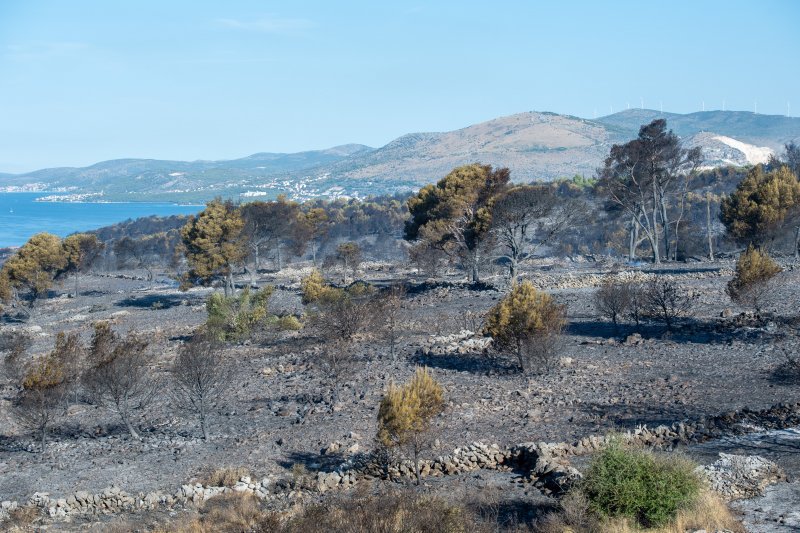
[0,330,32,381]
[335,242,363,283]
[594,278,632,327]
[644,278,695,331]
[180,199,246,296]
[300,207,330,265]
[310,285,376,343]
[171,333,231,440]
[490,185,581,282]
[14,350,66,453]
[82,322,154,440]
[377,285,406,361]
[377,367,444,485]
[62,233,103,297]
[484,280,566,373]
[627,282,647,327]
[1,232,68,312]
[50,331,85,404]
[726,245,782,313]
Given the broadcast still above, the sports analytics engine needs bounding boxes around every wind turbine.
[722,98,726,111]
[640,97,644,109]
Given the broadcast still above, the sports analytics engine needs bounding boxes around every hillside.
[596,109,799,151]
[1,110,798,203]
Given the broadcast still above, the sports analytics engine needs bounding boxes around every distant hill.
[1,110,798,203]
[596,109,799,151]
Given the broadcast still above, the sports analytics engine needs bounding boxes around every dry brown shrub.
[201,466,251,487]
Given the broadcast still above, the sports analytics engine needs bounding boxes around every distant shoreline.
[0,191,203,207]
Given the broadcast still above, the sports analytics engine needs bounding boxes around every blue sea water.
[0,193,201,247]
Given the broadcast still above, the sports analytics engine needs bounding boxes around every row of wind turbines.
[593,100,791,119]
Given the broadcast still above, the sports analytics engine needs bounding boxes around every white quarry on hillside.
[713,134,773,165]
[689,132,774,167]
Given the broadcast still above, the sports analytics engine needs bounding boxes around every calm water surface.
[0,193,201,247]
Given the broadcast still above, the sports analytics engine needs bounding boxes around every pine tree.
[180,199,246,296]
[726,245,782,313]
[1,232,68,311]
[63,233,103,297]
[720,165,800,247]
[484,280,565,373]
[377,367,444,485]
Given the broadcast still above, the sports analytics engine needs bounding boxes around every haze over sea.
[0,193,201,247]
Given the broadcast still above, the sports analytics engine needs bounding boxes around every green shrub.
[581,443,701,528]
[206,286,274,341]
[277,315,303,331]
[301,269,338,304]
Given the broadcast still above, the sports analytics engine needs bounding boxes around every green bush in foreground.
[206,286,274,341]
[581,443,701,528]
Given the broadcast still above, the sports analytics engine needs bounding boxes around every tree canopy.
[719,165,800,247]
[180,199,246,296]
[1,232,68,308]
[405,163,510,281]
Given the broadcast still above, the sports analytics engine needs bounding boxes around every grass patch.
[200,466,251,487]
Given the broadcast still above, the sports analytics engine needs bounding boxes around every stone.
[623,333,643,346]
[698,453,786,500]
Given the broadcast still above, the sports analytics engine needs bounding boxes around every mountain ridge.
[1,110,798,203]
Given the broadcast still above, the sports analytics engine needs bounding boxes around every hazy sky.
[1,0,798,172]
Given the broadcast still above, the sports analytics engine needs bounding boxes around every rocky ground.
[1,259,799,530]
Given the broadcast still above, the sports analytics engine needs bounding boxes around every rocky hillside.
[1,110,798,203]
[686,132,774,167]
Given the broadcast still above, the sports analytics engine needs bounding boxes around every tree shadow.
[79,289,107,297]
[566,317,742,345]
[469,496,560,530]
[767,359,800,386]
[577,399,706,431]
[278,450,349,473]
[116,294,188,309]
[410,351,518,375]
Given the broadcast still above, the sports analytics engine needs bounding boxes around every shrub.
[206,286,274,341]
[484,280,565,373]
[594,278,632,326]
[283,490,480,533]
[277,315,303,331]
[301,269,338,304]
[627,282,647,327]
[1,330,33,380]
[202,466,251,487]
[82,323,153,440]
[14,349,67,452]
[726,245,782,313]
[581,443,701,528]
[377,367,444,485]
[644,278,695,331]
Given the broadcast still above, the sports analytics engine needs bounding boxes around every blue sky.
[1,0,798,172]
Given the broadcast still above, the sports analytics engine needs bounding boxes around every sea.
[0,193,202,247]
